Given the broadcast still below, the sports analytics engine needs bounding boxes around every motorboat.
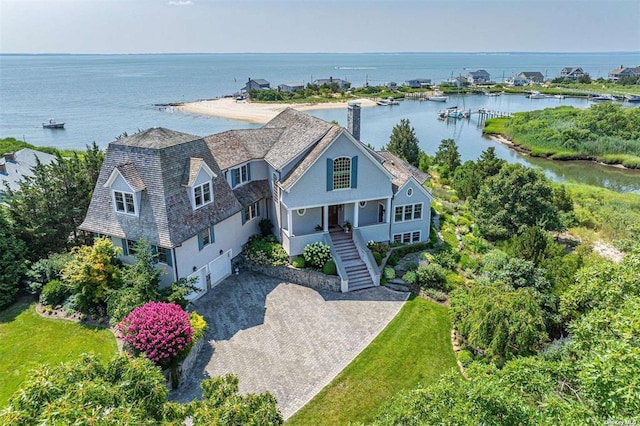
[377,97,399,106]
[42,119,65,129]
[438,106,469,119]
[527,91,546,99]
[624,94,640,103]
[590,94,616,102]
[428,91,448,102]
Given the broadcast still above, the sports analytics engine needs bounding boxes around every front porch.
[280,198,392,256]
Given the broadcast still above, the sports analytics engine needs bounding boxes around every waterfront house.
[517,71,545,84]
[465,70,491,85]
[559,67,587,81]
[278,82,305,93]
[608,65,640,82]
[80,105,433,297]
[405,78,431,88]
[0,148,57,198]
[242,78,271,92]
[312,77,350,90]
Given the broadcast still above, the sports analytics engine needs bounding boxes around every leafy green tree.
[61,237,122,312]
[452,160,482,200]
[471,164,562,240]
[451,281,548,360]
[5,143,104,261]
[0,211,28,309]
[510,226,553,266]
[434,138,461,177]
[476,146,506,178]
[386,118,420,166]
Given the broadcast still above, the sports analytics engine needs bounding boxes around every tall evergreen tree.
[434,138,461,177]
[386,119,420,166]
[0,210,28,309]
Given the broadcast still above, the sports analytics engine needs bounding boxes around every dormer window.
[114,191,136,215]
[231,163,251,188]
[193,182,212,208]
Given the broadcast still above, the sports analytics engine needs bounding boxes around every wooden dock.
[476,109,512,122]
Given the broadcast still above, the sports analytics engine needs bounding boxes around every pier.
[476,109,512,123]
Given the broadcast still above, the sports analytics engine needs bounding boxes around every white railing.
[323,233,349,293]
[353,228,381,287]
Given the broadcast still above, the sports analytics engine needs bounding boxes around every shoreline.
[487,134,639,172]
[176,97,378,124]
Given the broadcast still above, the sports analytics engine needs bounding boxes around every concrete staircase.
[330,229,374,291]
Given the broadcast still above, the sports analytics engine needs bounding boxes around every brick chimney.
[347,101,361,141]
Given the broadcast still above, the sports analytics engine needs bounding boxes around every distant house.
[312,77,350,89]
[404,78,431,88]
[505,75,528,86]
[242,78,271,92]
[385,82,398,90]
[278,82,305,93]
[80,106,433,297]
[465,70,491,85]
[559,67,587,81]
[0,148,57,198]
[608,65,640,82]
[517,71,545,84]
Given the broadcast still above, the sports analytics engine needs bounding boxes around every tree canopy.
[0,210,28,309]
[386,118,420,166]
[434,138,461,177]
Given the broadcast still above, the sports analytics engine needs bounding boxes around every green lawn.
[287,296,457,425]
[0,301,118,407]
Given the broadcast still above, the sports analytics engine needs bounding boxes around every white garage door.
[209,249,232,287]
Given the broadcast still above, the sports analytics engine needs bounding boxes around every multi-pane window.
[126,239,138,256]
[193,182,212,208]
[394,203,423,222]
[393,231,421,244]
[156,247,171,265]
[200,228,211,247]
[232,164,250,187]
[244,201,259,222]
[333,157,351,190]
[114,190,136,214]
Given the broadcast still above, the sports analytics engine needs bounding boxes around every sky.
[0,0,639,54]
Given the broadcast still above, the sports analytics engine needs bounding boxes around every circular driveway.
[170,272,408,419]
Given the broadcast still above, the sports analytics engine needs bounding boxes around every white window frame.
[113,190,137,215]
[193,181,213,209]
[359,201,367,208]
[200,228,212,247]
[333,157,351,190]
[407,187,413,197]
[393,203,423,223]
[245,201,259,222]
[232,164,250,187]
[393,231,421,244]
[297,208,306,216]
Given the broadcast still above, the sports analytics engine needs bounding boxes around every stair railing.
[324,233,349,292]
[353,229,381,286]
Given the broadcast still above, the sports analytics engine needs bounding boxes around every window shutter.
[256,201,260,217]
[197,231,204,250]
[351,155,358,188]
[231,169,239,187]
[210,225,215,243]
[241,208,246,225]
[121,239,128,256]
[247,163,252,181]
[326,158,334,191]
[165,249,173,267]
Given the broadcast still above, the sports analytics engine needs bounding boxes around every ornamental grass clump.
[119,301,193,368]
[302,242,332,270]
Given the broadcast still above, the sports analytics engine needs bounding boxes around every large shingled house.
[80,105,433,296]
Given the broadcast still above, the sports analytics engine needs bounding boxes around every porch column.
[353,201,359,228]
[386,197,392,223]
[287,208,293,236]
[323,205,329,232]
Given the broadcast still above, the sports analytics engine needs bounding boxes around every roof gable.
[204,128,283,170]
[184,158,217,187]
[378,151,430,193]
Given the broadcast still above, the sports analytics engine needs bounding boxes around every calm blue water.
[1,52,639,192]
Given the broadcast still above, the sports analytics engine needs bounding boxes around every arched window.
[333,157,351,189]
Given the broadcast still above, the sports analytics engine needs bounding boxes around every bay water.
[1,52,639,192]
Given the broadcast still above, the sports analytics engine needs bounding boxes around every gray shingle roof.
[263,108,333,170]
[205,129,283,170]
[233,180,271,208]
[80,128,242,248]
[378,151,430,193]
[116,163,146,191]
[0,148,57,193]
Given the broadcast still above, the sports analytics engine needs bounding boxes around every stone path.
[169,272,408,419]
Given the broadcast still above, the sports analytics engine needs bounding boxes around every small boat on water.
[42,119,65,129]
[428,91,448,102]
[438,106,469,119]
[624,94,640,103]
[483,91,501,97]
[377,97,399,106]
[590,94,616,102]
[527,91,546,99]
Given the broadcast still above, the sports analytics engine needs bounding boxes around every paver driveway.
[170,271,408,419]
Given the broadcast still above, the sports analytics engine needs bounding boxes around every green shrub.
[189,311,208,343]
[384,267,396,280]
[246,235,289,266]
[303,242,332,270]
[373,251,382,266]
[445,272,465,290]
[25,252,73,294]
[387,254,399,266]
[322,260,337,275]
[402,271,417,285]
[415,264,448,290]
[258,218,274,236]
[433,248,460,270]
[292,256,306,268]
[403,260,418,271]
[457,349,474,367]
[40,279,70,307]
[422,288,448,302]
[393,242,432,258]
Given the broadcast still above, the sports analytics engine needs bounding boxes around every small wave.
[335,66,377,70]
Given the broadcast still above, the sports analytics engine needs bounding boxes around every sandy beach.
[176,97,377,124]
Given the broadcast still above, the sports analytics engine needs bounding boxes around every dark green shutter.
[231,169,239,187]
[351,156,358,188]
[241,208,246,225]
[121,239,128,256]
[210,225,215,243]
[256,201,260,217]
[165,249,173,267]
[247,163,252,181]
[197,231,204,250]
[326,158,334,191]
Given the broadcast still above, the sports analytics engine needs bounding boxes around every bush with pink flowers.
[118,301,193,368]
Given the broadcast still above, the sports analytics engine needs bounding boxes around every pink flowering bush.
[118,301,193,368]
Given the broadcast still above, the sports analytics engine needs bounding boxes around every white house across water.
[80,104,433,296]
